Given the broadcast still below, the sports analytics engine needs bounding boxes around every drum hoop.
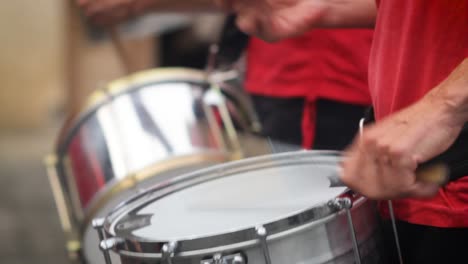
[116,198,369,259]
[53,67,207,155]
[80,151,230,234]
[103,150,353,254]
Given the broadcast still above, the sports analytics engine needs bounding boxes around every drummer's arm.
[139,0,217,12]
[227,0,377,42]
[144,0,378,26]
[77,0,220,27]
[316,0,377,28]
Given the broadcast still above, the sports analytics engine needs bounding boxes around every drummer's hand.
[76,0,153,26]
[214,0,328,41]
[214,0,376,42]
[340,63,468,199]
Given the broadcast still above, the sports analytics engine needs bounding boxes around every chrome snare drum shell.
[45,67,270,263]
[96,151,387,264]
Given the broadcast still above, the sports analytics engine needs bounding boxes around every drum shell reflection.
[59,69,235,220]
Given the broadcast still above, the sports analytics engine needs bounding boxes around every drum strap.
[363,107,468,182]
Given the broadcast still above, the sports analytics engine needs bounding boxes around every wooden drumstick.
[414,162,449,185]
[329,163,450,188]
[108,26,138,74]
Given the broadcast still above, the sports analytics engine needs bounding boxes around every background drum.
[45,67,275,264]
[94,151,389,264]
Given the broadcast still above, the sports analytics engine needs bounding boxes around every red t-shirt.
[245,29,372,104]
[245,29,373,147]
[372,1,468,227]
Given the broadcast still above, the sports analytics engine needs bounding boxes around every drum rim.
[53,67,208,155]
[81,151,231,231]
[101,150,353,255]
[111,197,368,260]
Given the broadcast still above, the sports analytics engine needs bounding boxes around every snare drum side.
[110,198,384,264]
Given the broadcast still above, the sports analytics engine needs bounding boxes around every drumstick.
[415,163,450,184]
[329,162,449,187]
[108,26,138,74]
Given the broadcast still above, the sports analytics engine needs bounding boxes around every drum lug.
[328,197,362,264]
[93,218,115,264]
[92,218,106,229]
[201,253,246,264]
[98,237,124,264]
[100,237,124,251]
[256,226,272,264]
[162,241,179,264]
[328,197,353,211]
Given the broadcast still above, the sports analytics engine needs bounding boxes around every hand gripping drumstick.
[328,162,450,188]
[329,118,452,188]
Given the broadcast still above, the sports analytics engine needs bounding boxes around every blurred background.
[0,1,225,263]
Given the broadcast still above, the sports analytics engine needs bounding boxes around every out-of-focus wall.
[0,0,66,129]
[0,1,157,130]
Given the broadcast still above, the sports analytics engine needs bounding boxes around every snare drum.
[45,68,271,263]
[94,151,388,264]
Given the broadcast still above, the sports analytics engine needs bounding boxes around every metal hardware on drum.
[201,253,245,264]
[93,218,113,264]
[99,238,124,264]
[345,207,362,264]
[205,44,243,158]
[203,254,221,264]
[327,197,353,211]
[232,255,245,264]
[162,241,179,264]
[91,218,106,241]
[256,226,272,264]
[388,200,404,264]
[203,84,244,159]
[329,197,362,264]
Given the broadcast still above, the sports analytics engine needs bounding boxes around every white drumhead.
[111,154,346,241]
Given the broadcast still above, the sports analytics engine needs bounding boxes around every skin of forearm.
[139,0,376,26]
[428,58,468,125]
[141,0,218,13]
[316,0,377,28]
